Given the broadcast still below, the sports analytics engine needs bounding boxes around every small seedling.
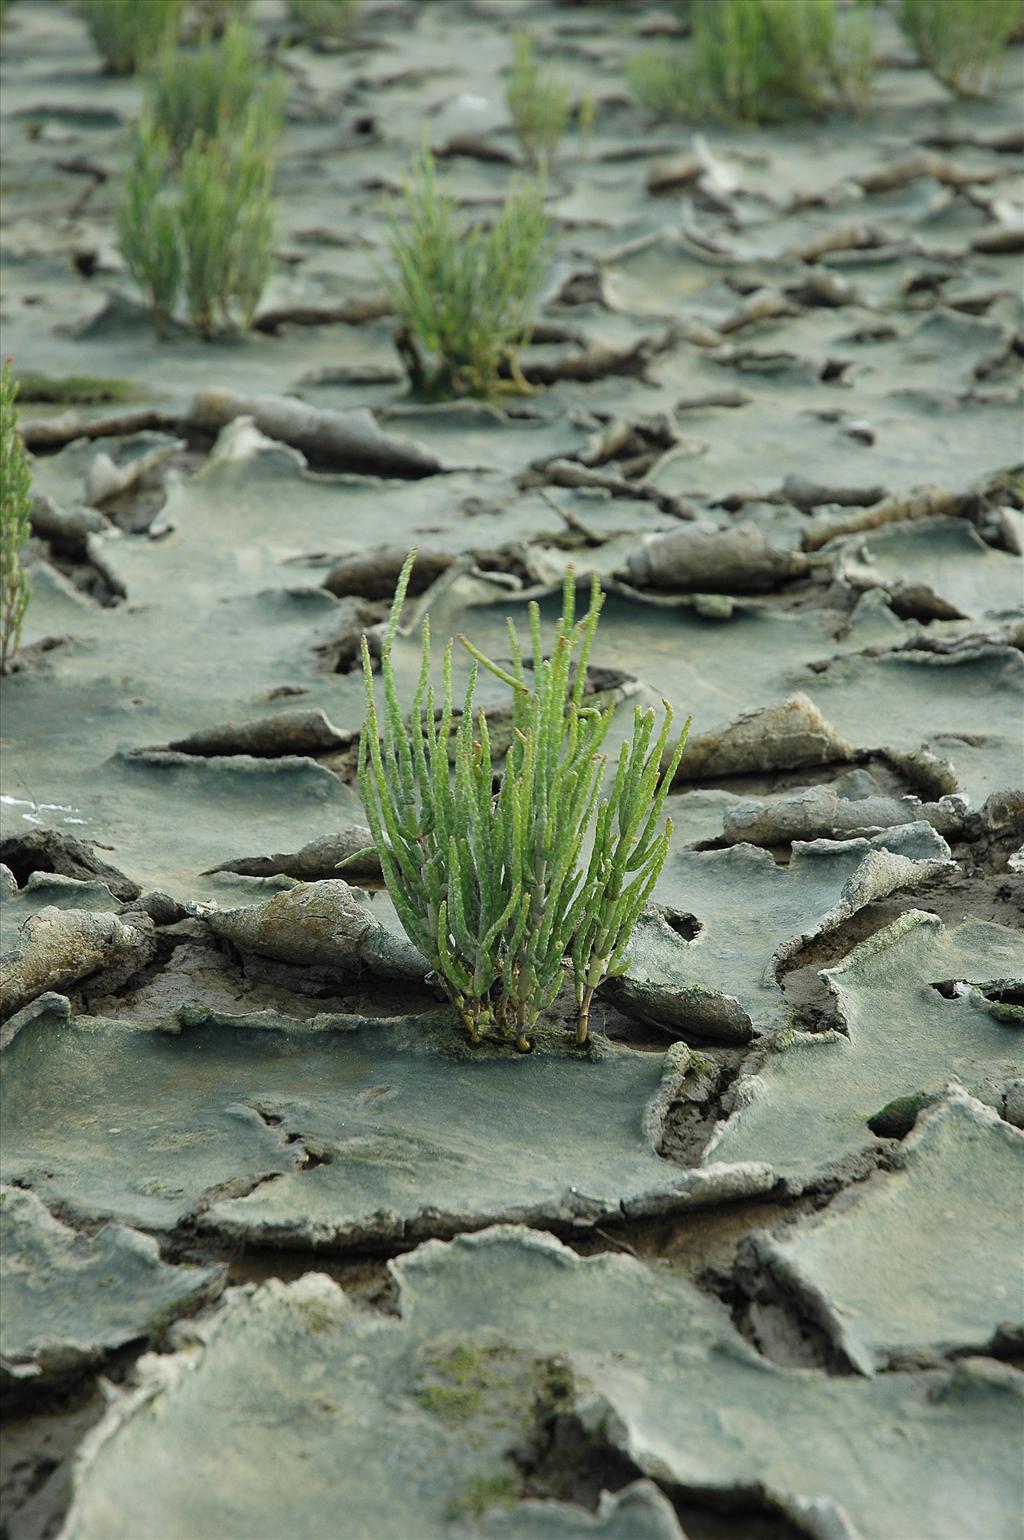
[354,552,689,1050]
[1,361,32,674]
[387,149,550,398]
[506,32,570,168]
[150,21,285,160]
[80,0,185,74]
[288,0,360,39]
[897,0,1020,98]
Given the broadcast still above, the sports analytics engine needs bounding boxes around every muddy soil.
[1,2,1022,1537]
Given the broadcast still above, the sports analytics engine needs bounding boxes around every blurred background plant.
[387,149,550,398]
[80,0,185,74]
[506,32,571,168]
[117,115,182,334]
[896,0,1022,97]
[629,0,876,122]
[149,20,285,160]
[1,361,32,675]
[118,17,281,338]
[288,0,360,42]
[191,0,250,37]
[178,115,276,336]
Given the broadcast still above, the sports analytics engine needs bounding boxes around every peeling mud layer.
[1,1,1023,1537]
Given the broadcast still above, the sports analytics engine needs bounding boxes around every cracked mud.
[1,2,1022,1538]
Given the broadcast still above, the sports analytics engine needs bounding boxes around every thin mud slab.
[1,0,1022,1535]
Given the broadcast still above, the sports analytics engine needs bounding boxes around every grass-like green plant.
[897,0,1021,97]
[628,0,875,122]
[288,0,360,39]
[178,115,275,336]
[626,51,688,118]
[1,361,32,675]
[192,0,250,34]
[506,32,570,167]
[80,0,185,74]
[355,553,689,1050]
[117,115,182,334]
[387,149,550,398]
[119,108,275,337]
[149,21,285,160]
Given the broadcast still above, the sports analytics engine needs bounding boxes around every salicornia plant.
[117,115,182,334]
[386,149,550,398]
[355,553,689,1050]
[1,360,32,674]
[192,0,251,34]
[179,114,276,336]
[149,22,285,161]
[897,0,1020,98]
[80,0,185,74]
[629,0,875,122]
[506,32,570,168]
[119,108,275,337]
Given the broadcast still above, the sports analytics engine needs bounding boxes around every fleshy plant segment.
[355,553,689,1050]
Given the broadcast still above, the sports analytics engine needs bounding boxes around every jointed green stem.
[356,552,689,1048]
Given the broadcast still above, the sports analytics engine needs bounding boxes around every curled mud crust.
[2,0,1022,1535]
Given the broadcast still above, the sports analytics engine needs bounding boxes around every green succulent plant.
[386,149,550,398]
[1,360,32,675]
[354,553,689,1050]
[628,0,875,122]
[119,106,275,338]
[149,21,285,161]
[506,32,571,168]
[117,115,182,334]
[897,0,1021,98]
[178,113,275,336]
[80,0,185,74]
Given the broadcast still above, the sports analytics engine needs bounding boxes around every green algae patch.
[414,1337,571,1435]
[14,373,139,405]
[448,1470,521,1521]
[868,1089,935,1138]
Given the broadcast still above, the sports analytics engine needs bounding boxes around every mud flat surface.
[1,2,1023,1537]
